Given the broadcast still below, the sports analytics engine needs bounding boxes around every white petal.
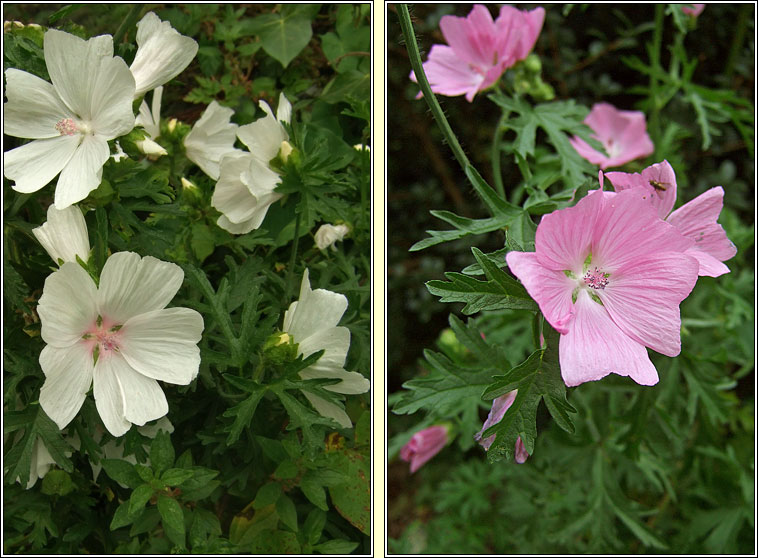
[54,134,110,209]
[37,262,98,347]
[4,136,79,195]
[300,366,370,395]
[111,357,168,426]
[135,86,162,138]
[93,356,131,437]
[4,68,74,139]
[33,204,91,265]
[39,343,94,430]
[135,137,168,157]
[88,56,137,138]
[283,270,348,343]
[119,307,203,385]
[276,92,292,125]
[297,325,350,368]
[44,30,114,120]
[237,100,288,162]
[211,153,260,223]
[184,101,240,180]
[301,391,352,428]
[98,252,184,324]
[216,214,260,235]
[130,12,198,97]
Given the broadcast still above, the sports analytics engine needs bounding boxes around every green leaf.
[101,458,142,489]
[222,386,266,446]
[300,473,328,510]
[249,530,301,554]
[326,448,370,535]
[110,501,136,530]
[149,431,175,476]
[189,508,222,549]
[161,468,196,487]
[157,494,186,549]
[426,247,537,314]
[254,482,282,509]
[276,494,298,531]
[255,10,313,67]
[482,323,576,462]
[303,509,327,545]
[128,484,154,517]
[313,539,360,554]
[274,459,299,480]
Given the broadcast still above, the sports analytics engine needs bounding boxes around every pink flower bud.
[682,4,705,17]
[475,391,530,463]
[400,425,450,473]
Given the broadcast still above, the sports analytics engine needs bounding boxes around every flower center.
[55,118,78,136]
[605,138,622,159]
[583,266,609,290]
[82,316,123,362]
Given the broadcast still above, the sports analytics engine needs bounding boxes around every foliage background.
[3,3,371,554]
[387,3,754,554]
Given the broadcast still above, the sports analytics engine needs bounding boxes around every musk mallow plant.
[392,5,747,524]
[5,5,370,553]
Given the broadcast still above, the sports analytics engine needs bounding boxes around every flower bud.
[32,205,91,266]
[262,331,299,366]
[399,424,452,473]
[167,118,178,133]
[314,223,350,251]
[279,140,293,162]
[475,390,530,463]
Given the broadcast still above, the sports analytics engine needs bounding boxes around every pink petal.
[514,436,530,464]
[505,251,575,334]
[606,160,678,220]
[569,135,612,169]
[534,188,604,271]
[666,187,737,272]
[439,4,497,69]
[497,6,545,61]
[475,390,517,450]
[597,251,699,357]
[559,290,659,387]
[400,425,449,473]
[591,188,692,271]
[682,245,731,278]
[413,45,484,102]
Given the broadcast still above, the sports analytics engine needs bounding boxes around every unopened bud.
[167,118,178,133]
[262,331,299,365]
[279,140,293,162]
[180,177,197,190]
[524,53,542,73]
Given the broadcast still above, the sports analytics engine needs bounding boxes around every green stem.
[649,4,665,154]
[284,210,302,303]
[112,5,143,46]
[491,113,507,199]
[397,4,470,171]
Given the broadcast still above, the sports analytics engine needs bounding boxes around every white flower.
[237,92,292,164]
[211,93,292,234]
[282,270,370,427]
[33,205,91,265]
[314,223,350,251]
[134,85,167,157]
[3,30,136,209]
[36,252,204,437]
[16,437,57,489]
[129,12,198,98]
[211,152,283,234]
[184,101,241,180]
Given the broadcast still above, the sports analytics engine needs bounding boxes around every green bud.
[41,469,75,497]
[524,53,542,74]
[262,331,300,366]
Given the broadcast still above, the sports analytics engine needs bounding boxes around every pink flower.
[506,188,700,387]
[400,425,449,473]
[411,4,545,102]
[569,103,654,170]
[474,391,530,463]
[682,4,705,17]
[604,160,737,277]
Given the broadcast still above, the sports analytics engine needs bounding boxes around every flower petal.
[33,204,91,265]
[184,101,241,180]
[439,4,496,68]
[598,251,699,357]
[93,356,131,437]
[505,251,575,334]
[606,160,678,220]
[44,30,114,119]
[283,270,348,342]
[237,100,288,161]
[412,45,484,102]
[212,153,263,224]
[4,135,79,195]
[98,252,184,323]
[301,391,352,428]
[39,343,94,429]
[559,290,658,387]
[110,357,169,426]
[38,262,98,347]
[275,92,292,125]
[119,307,203,385]
[535,188,604,271]
[592,188,692,271]
[88,55,137,138]
[54,134,110,209]
[666,186,737,269]
[683,245,731,278]
[130,12,198,97]
[4,68,74,139]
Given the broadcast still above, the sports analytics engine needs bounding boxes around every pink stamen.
[583,267,609,290]
[55,118,78,136]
